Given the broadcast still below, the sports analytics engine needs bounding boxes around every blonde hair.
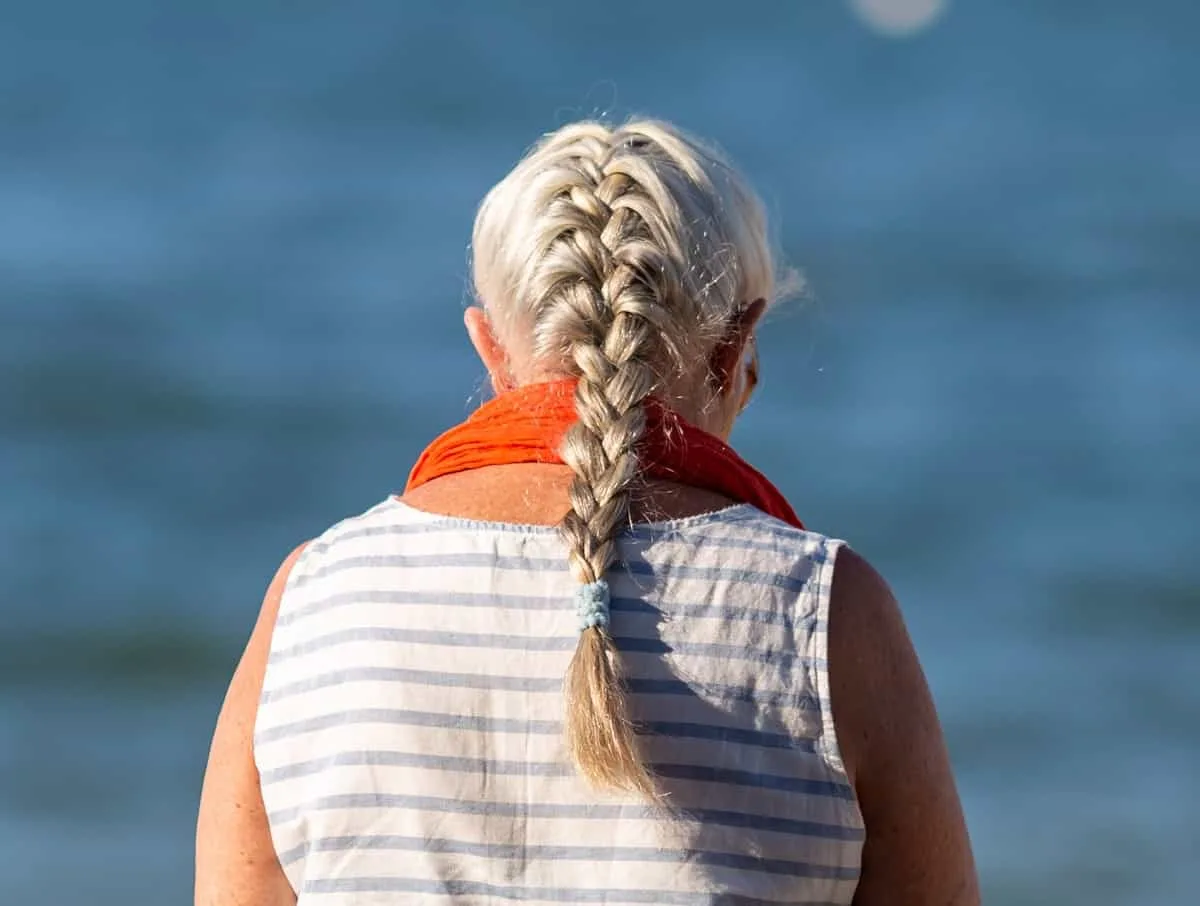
[471,119,780,795]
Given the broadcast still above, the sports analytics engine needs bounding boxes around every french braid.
[470,120,782,794]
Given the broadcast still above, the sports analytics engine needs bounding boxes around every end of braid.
[565,624,657,798]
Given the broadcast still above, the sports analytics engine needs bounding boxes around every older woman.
[197,119,978,906]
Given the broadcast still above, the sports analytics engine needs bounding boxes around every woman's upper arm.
[829,547,980,906]
[195,543,307,906]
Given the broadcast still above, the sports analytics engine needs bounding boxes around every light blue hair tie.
[575,579,611,632]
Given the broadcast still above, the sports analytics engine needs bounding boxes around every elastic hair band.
[575,579,610,632]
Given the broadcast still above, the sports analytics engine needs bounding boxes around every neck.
[402,463,740,527]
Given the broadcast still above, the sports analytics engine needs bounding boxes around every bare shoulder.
[194,542,308,906]
[251,543,308,646]
[828,546,981,906]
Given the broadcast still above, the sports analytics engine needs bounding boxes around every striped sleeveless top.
[255,497,864,905]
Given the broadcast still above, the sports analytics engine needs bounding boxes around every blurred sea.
[1,1,1197,903]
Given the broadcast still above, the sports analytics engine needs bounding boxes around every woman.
[196,119,978,905]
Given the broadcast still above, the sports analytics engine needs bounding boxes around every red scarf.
[406,380,803,530]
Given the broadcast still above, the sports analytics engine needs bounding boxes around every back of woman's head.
[470,119,781,796]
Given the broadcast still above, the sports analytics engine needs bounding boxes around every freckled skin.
[196,542,304,906]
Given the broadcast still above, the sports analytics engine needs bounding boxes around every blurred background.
[1,0,1197,903]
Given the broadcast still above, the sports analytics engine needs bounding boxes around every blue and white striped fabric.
[255,497,864,905]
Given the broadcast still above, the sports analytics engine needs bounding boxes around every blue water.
[2,1,1197,903]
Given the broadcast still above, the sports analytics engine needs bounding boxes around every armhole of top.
[258,495,400,684]
[278,540,317,604]
[267,540,317,650]
[251,540,317,896]
[253,539,316,745]
[812,537,852,781]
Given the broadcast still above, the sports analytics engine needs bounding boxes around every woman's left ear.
[464,306,514,395]
[709,298,767,394]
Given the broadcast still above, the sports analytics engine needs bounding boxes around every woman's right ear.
[464,307,514,395]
